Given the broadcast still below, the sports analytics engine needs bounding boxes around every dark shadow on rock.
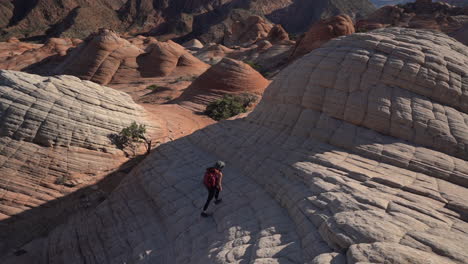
[265,0,329,34]
[21,53,64,75]
[7,0,40,27]
[136,52,164,78]
[266,0,375,34]
[18,45,79,76]
[193,110,207,116]
[2,102,467,261]
[172,2,253,44]
[0,153,147,256]
[44,7,80,38]
[143,86,173,95]
[17,6,80,43]
[18,34,48,42]
[108,133,127,150]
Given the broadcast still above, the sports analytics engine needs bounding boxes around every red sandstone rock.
[56,29,209,85]
[0,38,76,72]
[6,37,19,43]
[267,24,290,44]
[176,57,269,111]
[290,15,355,60]
[224,16,273,47]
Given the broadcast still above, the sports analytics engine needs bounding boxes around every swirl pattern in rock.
[0,70,153,254]
[55,29,209,85]
[5,28,468,264]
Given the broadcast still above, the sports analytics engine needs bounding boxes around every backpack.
[203,168,219,188]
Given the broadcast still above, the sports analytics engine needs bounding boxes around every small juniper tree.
[117,122,152,155]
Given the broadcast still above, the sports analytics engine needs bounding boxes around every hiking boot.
[201,212,210,217]
[214,199,222,205]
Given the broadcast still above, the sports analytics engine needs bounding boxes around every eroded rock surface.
[267,24,290,44]
[224,16,274,47]
[0,38,79,72]
[194,39,295,78]
[183,39,204,50]
[4,28,468,264]
[290,15,355,60]
[0,0,125,41]
[56,29,209,85]
[0,70,153,255]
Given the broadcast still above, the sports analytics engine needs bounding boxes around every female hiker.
[201,161,225,217]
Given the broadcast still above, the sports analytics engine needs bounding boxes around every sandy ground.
[143,103,215,143]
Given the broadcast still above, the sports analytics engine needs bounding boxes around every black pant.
[203,187,220,211]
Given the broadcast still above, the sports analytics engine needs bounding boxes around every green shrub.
[170,75,197,84]
[356,28,369,33]
[288,33,299,41]
[244,60,262,72]
[205,94,257,121]
[146,84,160,91]
[244,60,271,78]
[109,122,152,155]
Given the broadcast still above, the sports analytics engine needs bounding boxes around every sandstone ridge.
[56,29,209,85]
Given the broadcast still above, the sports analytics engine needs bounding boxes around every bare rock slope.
[0,70,153,255]
[5,28,468,264]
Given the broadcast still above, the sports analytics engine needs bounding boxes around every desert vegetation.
[244,60,270,78]
[146,84,161,91]
[110,122,153,156]
[205,94,257,120]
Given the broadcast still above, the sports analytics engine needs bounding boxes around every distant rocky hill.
[0,0,375,43]
[360,0,468,45]
[372,0,468,7]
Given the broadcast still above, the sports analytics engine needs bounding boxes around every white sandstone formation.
[3,28,468,264]
[183,39,204,50]
[0,70,153,255]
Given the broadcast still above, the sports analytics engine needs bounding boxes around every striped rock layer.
[0,70,152,254]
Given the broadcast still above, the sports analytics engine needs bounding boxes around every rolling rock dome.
[5,28,468,264]
[0,70,153,255]
[176,58,269,111]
